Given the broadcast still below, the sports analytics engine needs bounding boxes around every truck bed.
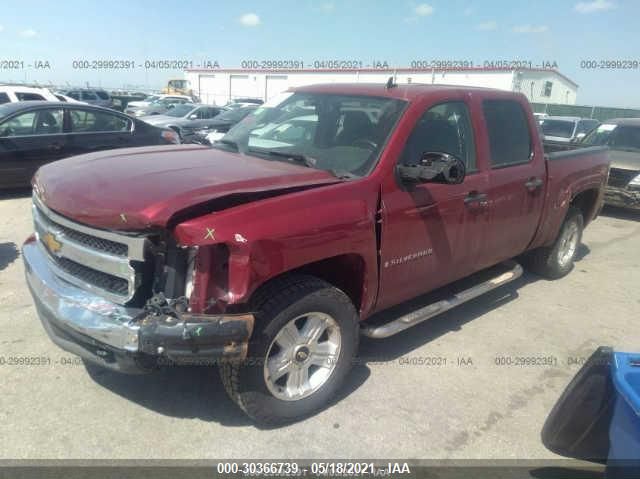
[531,145,609,250]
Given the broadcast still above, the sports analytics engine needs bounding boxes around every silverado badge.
[42,232,62,255]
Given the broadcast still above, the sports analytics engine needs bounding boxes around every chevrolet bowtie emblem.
[42,232,62,255]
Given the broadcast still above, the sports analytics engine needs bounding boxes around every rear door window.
[69,109,131,133]
[198,107,219,119]
[482,100,532,167]
[80,91,98,101]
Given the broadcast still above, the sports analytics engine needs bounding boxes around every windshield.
[216,106,257,122]
[216,92,406,177]
[166,104,196,117]
[540,119,576,138]
[583,124,640,150]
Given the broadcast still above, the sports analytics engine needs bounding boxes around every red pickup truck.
[23,83,609,424]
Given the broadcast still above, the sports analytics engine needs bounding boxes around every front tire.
[220,275,359,425]
[524,206,584,279]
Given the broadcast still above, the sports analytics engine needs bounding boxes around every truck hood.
[609,149,640,171]
[34,144,339,230]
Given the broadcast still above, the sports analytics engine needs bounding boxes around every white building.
[185,67,578,106]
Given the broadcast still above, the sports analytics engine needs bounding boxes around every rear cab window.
[540,119,576,138]
[482,100,532,167]
[576,120,600,135]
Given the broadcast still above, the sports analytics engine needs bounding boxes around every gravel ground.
[0,188,638,460]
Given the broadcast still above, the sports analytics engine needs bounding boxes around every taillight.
[161,129,180,144]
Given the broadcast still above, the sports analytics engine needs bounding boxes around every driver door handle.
[525,177,544,191]
[464,191,488,207]
[48,142,63,151]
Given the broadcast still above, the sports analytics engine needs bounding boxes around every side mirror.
[397,152,466,185]
[541,347,614,463]
[188,114,198,120]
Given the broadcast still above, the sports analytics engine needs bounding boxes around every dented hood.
[34,144,338,230]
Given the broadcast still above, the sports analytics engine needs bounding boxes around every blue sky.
[1,0,639,107]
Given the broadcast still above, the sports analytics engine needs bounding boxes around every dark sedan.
[0,101,180,188]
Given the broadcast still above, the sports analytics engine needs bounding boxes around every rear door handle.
[48,142,63,151]
[464,191,488,207]
[525,177,544,191]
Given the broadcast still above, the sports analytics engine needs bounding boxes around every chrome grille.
[36,211,128,257]
[32,194,148,304]
[608,168,637,188]
[56,223,127,257]
[56,257,129,296]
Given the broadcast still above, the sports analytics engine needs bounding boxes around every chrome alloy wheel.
[557,221,580,268]
[263,312,341,401]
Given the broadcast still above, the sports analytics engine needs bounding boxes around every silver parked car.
[125,96,194,117]
[140,104,226,142]
[581,118,640,211]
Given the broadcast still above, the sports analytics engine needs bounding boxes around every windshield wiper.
[248,149,316,168]
[326,169,358,180]
[248,149,358,180]
[213,138,240,151]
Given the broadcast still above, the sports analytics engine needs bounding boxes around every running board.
[361,261,523,339]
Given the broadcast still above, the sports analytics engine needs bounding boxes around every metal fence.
[531,102,640,121]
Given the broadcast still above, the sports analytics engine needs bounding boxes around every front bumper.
[604,186,640,210]
[23,240,254,373]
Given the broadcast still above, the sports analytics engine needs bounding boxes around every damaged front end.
[22,194,255,373]
[138,293,254,365]
[604,185,640,210]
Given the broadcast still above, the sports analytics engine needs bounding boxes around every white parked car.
[126,94,193,111]
[53,92,86,104]
[540,116,600,144]
[0,85,59,104]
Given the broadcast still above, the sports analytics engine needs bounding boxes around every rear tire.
[524,206,584,279]
[220,275,359,426]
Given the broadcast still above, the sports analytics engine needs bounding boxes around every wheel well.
[571,189,600,226]
[251,254,366,312]
[169,125,181,134]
